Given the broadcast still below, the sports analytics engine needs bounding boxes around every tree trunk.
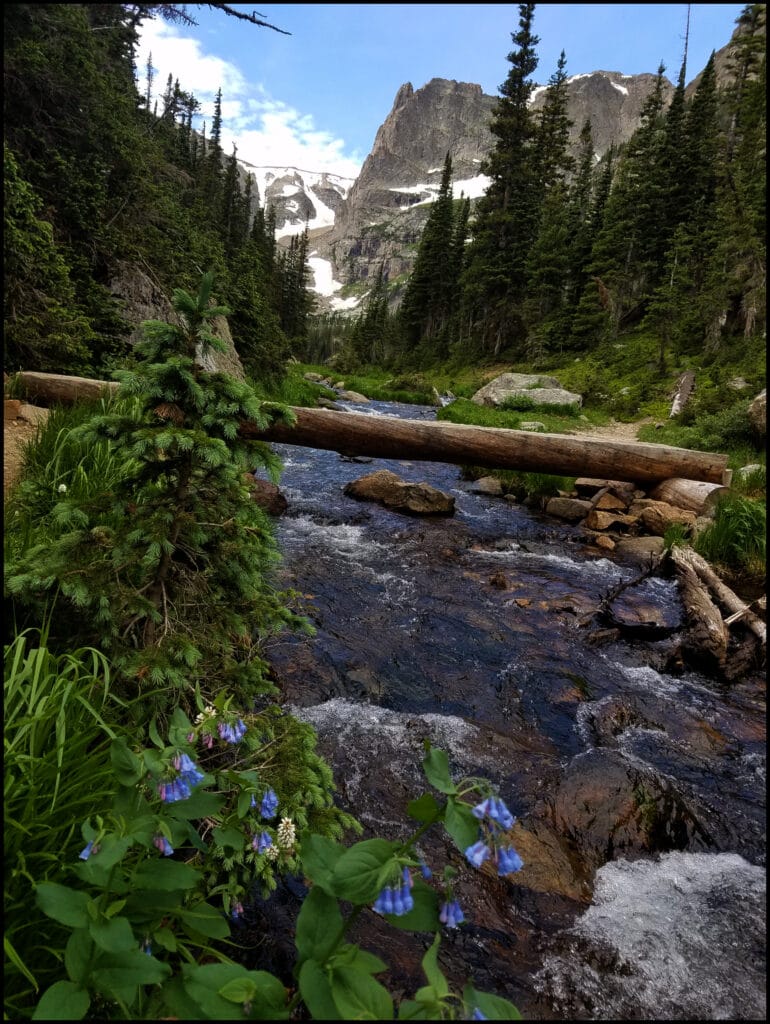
[649,478,731,513]
[668,545,766,646]
[669,551,729,672]
[13,371,732,486]
[240,406,732,486]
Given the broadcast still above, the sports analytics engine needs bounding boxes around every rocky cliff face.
[531,71,674,159]
[313,71,675,301]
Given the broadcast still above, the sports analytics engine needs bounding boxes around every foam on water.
[535,851,766,1020]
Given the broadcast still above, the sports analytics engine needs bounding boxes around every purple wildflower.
[373,886,394,915]
[439,899,465,928]
[78,841,97,860]
[471,797,493,820]
[186,731,196,743]
[260,788,279,819]
[489,797,515,830]
[253,831,273,853]
[496,846,524,875]
[218,718,247,744]
[158,776,192,803]
[250,794,258,810]
[374,878,413,916]
[231,901,245,920]
[465,839,491,868]
[419,860,433,880]
[402,866,413,889]
[152,834,174,856]
[173,752,204,786]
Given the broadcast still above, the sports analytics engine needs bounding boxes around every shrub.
[693,494,766,579]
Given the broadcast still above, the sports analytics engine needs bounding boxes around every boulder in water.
[344,469,454,515]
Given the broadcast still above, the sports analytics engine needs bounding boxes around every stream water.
[261,398,765,1019]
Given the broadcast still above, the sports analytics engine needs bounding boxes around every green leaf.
[444,797,479,854]
[32,981,90,1020]
[299,833,345,893]
[339,947,388,976]
[105,899,127,918]
[331,839,399,904]
[330,966,394,1020]
[36,883,90,928]
[397,998,431,1019]
[148,717,165,750]
[421,747,457,795]
[420,934,449,998]
[179,901,230,939]
[296,886,343,963]
[212,824,245,853]
[383,880,439,933]
[463,984,523,1020]
[110,738,143,785]
[91,950,171,994]
[298,960,339,1020]
[64,930,92,986]
[87,834,134,871]
[218,978,257,1003]
[89,915,137,953]
[153,926,178,952]
[406,792,443,824]
[134,858,201,891]
[166,787,224,819]
[183,964,286,1020]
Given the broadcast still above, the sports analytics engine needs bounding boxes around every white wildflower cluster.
[276,817,296,850]
[194,704,216,725]
[265,845,279,861]
[58,484,68,493]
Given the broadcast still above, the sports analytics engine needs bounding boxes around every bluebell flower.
[496,845,524,875]
[402,866,413,888]
[373,886,394,915]
[489,797,515,830]
[374,878,413,916]
[79,841,96,860]
[158,776,192,803]
[231,901,245,920]
[471,797,493,820]
[260,788,279,819]
[439,899,465,928]
[471,1009,488,1020]
[152,834,174,856]
[250,794,258,810]
[465,839,491,868]
[218,718,247,744]
[419,860,433,880]
[142,940,152,957]
[253,831,273,853]
[173,752,204,786]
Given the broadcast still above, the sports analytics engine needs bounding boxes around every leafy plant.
[4,631,132,1017]
[5,274,308,709]
[30,741,523,1020]
[693,493,766,579]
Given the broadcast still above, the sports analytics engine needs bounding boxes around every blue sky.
[136,4,745,178]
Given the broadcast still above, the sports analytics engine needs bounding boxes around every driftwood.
[670,370,696,417]
[13,371,732,486]
[648,478,730,514]
[670,553,729,671]
[668,545,766,649]
[596,558,677,638]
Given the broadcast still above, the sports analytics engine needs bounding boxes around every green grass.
[4,630,133,1016]
[4,397,140,564]
[693,493,766,582]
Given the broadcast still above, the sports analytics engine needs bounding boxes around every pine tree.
[6,273,305,705]
[459,2,541,357]
[398,152,458,359]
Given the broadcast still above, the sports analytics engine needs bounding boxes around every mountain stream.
[258,398,765,1020]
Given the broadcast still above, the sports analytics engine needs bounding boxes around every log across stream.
[14,371,732,484]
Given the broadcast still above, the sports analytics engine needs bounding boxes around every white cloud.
[135,20,362,179]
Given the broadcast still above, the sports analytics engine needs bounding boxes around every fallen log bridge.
[243,407,731,486]
[13,372,731,486]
